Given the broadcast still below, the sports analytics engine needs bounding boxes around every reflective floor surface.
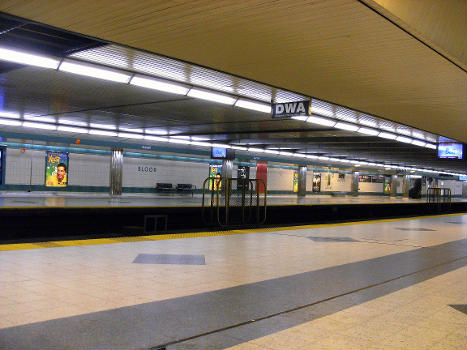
[0,191,464,208]
[0,214,465,349]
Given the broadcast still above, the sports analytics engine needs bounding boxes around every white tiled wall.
[315,172,352,192]
[267,167,294,191]
[5,148,45,185]
[68,153,110,186]
[122,157,210,188]
[2,149,465,195]
[359,182,384,193]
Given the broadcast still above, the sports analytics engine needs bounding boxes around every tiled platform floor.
[0,214,465,349]
[0,191,465,208]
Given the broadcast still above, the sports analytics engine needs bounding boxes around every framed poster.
[209,164,222,190]
[45,151,69,187]
[312,174,321,193]
[293,171,299,192]
[237,165,250,190]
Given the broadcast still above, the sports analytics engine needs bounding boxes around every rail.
[201,177,267,228]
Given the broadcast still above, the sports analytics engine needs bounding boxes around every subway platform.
[0,191,465,241]
[0,214,465,349]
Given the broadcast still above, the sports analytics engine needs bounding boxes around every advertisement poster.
[45,151,69,187]
[383,176,391,194]
[209,164,222,190]
[237,166,250,190]
[293,171,299,192]
[312,174,321,193]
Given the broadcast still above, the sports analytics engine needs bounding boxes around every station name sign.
[272,100,311,119]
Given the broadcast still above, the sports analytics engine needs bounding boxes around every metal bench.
[176,183,196,197]
[155,183,173,193]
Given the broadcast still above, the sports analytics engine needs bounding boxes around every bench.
[176,183,196,197]
[155,183,173,193]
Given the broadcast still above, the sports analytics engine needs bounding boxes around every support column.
[390,175,398,197]
[109,148,123,196]
[222,160,233,179]
[462,182,467,199]
[350,171,359,196]
[297,165,307,197]
[402,175,409,199]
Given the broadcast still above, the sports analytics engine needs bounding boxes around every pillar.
[402,175,409,198]
[390,175,398,197]
[221,159,233,179]
[350,171,359,196]
[462,182,467,199]
[109,148,123,196]
[297,165,307,197]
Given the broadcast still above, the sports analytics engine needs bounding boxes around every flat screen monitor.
[211,147,235,160]
[212,147,227,159]
[437,143,463,159]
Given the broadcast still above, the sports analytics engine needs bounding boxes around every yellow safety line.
[0,213,464,252]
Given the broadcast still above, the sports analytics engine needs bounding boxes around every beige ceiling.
[1,0,466,142]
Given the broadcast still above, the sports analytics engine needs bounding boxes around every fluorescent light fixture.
[378,132,397,140]
[118,132,143,139]
[168,138,190,144]
[57,126,88,133]
[0,47,60,69]
[22,122,56,130]
[425,143,437,149]
[59,119,88,127]
[306,155,318,159]
[396,136,413,143]
[0,118,21,126]
[24,115,56,123]
[307,116,336,127]
[191,141,213,147]
[291,116,308,121]
[380,125,396,132]
[0,111,20,119]
[235,99,271,113]
[248,147,264,153]
[145,128,168,135]
[426,136,437,143]
[396,128,411,136]
[230,146,247,151]
[171,135,190,139]
[144,135,167,142]
[357,127,379,136]
[89,129,117,137]
[312,106,333,117]
[318,156,330,161]
[334,122,358,131]
[412,140,426,147]
[191,136,210,141]
[359,119,377,127]
[90,123,116,130]
[59,60,131,83]
[187,88,236,105]
[130,75,189,95]
[212,143,231,148]
[280,152,295,157]
[119,127,144,133]
[412,131,425,139]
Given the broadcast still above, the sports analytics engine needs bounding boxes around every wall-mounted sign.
[137,166,157,173]
[272,100,311,119]
[45,151,68,187]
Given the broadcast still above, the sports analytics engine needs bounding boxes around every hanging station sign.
[272,100,311,119]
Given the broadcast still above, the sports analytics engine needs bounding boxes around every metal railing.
[202,177,267,227]
[427,187,451,206]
